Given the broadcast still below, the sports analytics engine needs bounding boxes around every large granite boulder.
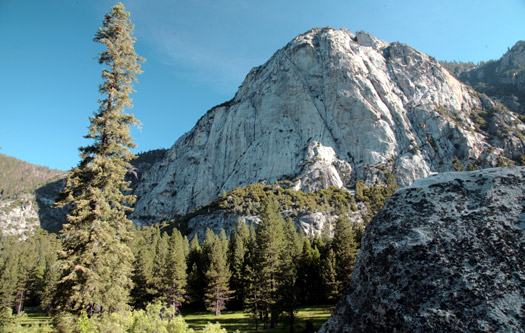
[321,167,525,332]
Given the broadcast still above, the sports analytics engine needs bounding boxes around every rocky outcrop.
[132,27,525,225]
[0,195,40,236]
[320,167,525,332]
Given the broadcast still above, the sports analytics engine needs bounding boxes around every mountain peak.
[131,28,525,226]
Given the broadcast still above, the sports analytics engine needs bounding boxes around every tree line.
[130,197,361,331]
[0,198,361,331]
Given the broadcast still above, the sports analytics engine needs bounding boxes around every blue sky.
[1,0,524,171]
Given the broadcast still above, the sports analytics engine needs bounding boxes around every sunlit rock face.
[321,167,525,332]
[131,27,525,225]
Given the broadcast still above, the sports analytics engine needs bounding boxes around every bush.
[0,308,53,332]
[202,322,227,333]
[53,302,196,333]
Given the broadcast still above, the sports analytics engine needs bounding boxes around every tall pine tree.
[332,217,359,296]
[203,232,232,316]
[54,2,144,317]
[162,229,187,314]
[227,219,250,309]
[255,198,286,328]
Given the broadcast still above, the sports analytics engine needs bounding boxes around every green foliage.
[168,174,400,238]
[0,229,61,315]
[203,232,233,316]
[439,60,477,77]
[331,218,359,296]
[163,230,188,314]
[130,225,162,309]
[227,219,250,309]
[0,153,64,199]
[497,155,515,167]
[356,173,399,221]
[0,307,53,332]
[452,156,464,172]
[468,102,525,142]
[53,2,144,317]
[255,198,286,328]
[202,322,227,333]
[169,184,361,233]
[54,301,195,333]
[321,248,340,302]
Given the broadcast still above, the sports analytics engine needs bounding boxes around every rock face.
[460,40,525,115]
[320,167,525,332]
[0,195,40,236]
[132,27,525,225]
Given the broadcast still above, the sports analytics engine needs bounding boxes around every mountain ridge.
[131,27,525,228]
[458,40,525,115]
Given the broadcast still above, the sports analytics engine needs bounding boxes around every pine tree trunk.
[16,289,24,315]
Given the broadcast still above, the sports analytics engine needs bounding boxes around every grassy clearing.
[181,304,333,332]
[7,305,332,332]
[4,307,54,331]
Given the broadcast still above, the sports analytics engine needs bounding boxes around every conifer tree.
[255,198,286,328]
[332,217,359,296]
[186,235,205,305]
[321,248,340,302]
[203,233,232,315]
[297,238,322,304]
[242,229,261,331]
[130,225,158,308]
[227,219,250,308]
[162,229,187,314]
[0,235,20,311]
[150,231,169,299]
[14,239,36,314]
[54,2,144,317]
[277,218,301,333]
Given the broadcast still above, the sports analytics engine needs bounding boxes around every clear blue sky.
[1,0,524,170]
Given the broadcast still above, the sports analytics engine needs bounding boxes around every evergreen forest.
[0,203,364,331]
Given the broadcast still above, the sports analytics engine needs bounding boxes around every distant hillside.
[0,149,167,235]
[442,41,525,115]
[0,154,64,198]
[439,60,478,77]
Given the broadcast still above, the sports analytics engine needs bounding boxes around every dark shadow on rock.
[34,178,68,234]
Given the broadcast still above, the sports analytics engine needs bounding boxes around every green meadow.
[182,305,333,332]
[7,305,332,332]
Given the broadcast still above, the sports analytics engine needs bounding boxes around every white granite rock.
[131,27,525,225]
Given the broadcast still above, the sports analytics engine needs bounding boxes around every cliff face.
[132,27,525,225]
[320,167,525,332]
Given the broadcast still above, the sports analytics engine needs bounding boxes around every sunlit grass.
[6,307,54,332]
[9,304,333,332]
[181,304,333,332]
